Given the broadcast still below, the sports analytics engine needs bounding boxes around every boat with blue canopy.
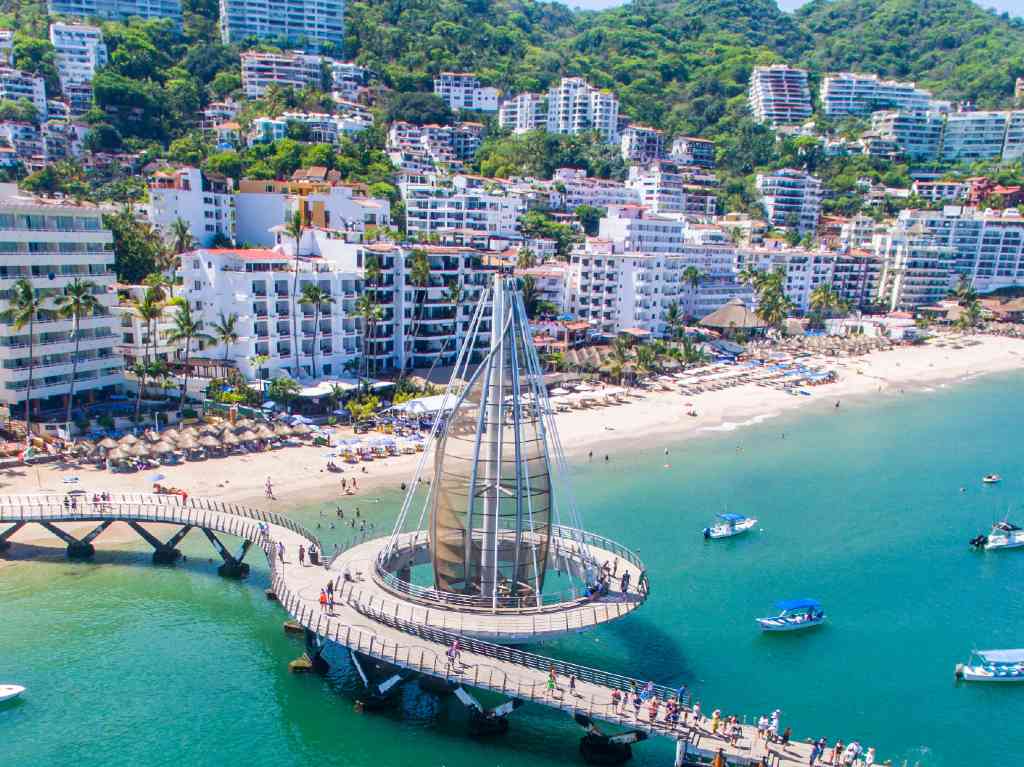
[703,512,758,540]
[956,649,1024,682]
[756,599,826,632]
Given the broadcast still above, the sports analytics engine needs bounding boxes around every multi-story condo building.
[49,22,107,91]
[736,246,882,312]
[870,109,944,161]
[433,72,498,112]
[515,262,571,315]
[839,214,881,251]
[626,161,718,219]
[873,229,956,311]
[0,30,12,66]
[755,168,822,236]
[0,183,122,420]
[240,52,325,99]
[62,82,93,117]
[888,206,1024,293]
[386,121,483,166]
[219,0,344,51]
[147,167,236,247]
[235,169,390,246]
[620,125,663,163]
[114,284,181,368]
[820,72,933,117]
[669,136,715,168]
[748,65,812,127]
[0,69,47,121]
[545,77,620,144]
[911,180,967,203]
[941,111,1012,163]
[331,61,370,101]
[200,101,238,131]
[546,168,641,210]
[48,0,182,26]
[247,111,369,145]
[498,93,547,134]
[400,174,525,239]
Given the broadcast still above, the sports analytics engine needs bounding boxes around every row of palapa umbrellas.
[92,418,314,462]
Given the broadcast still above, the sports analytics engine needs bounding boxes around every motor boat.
[969,520,1024,551]
[0,684,24,703]
[982,474,1002,484]
[703,513,757,540]
[756,599,826,632]
[956,649,1024,682]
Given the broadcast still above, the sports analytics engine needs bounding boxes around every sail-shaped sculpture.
[429,277,552,601]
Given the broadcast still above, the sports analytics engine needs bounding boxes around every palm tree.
[143,271,173,301]
[738,266,763,289]
[953,274,978,306]
[405,249,431,373]
[166,301,213,408]
[663,300,683,339]
[1,278,48,432]
[168,217,196,256]
[516,247,536,270]
[682,266,703,291]
[298,284,334,378]
[130,287,165,420]
[53,278,99,425]
[284,211,305,377]
[753,271,795,331]
[355,294,383,381]
[211,312,239,363]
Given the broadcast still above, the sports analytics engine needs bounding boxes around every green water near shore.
[2,371,1024,766]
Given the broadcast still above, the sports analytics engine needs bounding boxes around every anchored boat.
[969,520,1024,551]
[757,599,825,632]
[982,474,1002,484]
[0,684,24,703]
[956,649,1024,682]
[703,513,757,540]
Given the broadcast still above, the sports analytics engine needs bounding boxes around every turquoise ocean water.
[3,371,1024,767]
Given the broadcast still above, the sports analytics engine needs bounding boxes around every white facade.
[873,229,956,311]
[433,73,498,112]
[870,109,944,161]
[548,168,640,210]
[499,93,547,134]
[47,0,182,26]
[331,61,369,101]
[240,52,325,99]
[839,214,880,251]
[0,31,12,66]
[0,184,123,415]
[620,125,663,163]
[749,65,812,127]
[147,167,236,248]
[49,23,107,89]
[219,0,344,51]
[545,78,619,144]
[911,180,966,203]
[400,174,525,239]
[626,161,717,219]
[736,246,882,312]
[669,136,715,168]
[113,284,180,367]
[821,73,933,117]
[755,169,822,236]
[941,111,1011,163]
[0,69,47,120]
[516,263,571,314]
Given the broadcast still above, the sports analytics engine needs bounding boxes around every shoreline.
[3,331,1022,550]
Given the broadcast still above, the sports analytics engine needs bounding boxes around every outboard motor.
[969,534,988,549]
[702,527,711,540]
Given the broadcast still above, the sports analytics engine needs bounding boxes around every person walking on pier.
[569,674,578,698]
[691,701,701,727]
[298,545,306,566]
[611,689,622,712]
[447,639,461,671]
[265,476,275,499]
[710,709,721,735]
[319,588,328,613]
[829,740,844,766]
[809,738,824,765]
[277,541,285,563]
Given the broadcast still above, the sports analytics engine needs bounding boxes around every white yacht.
[703,513,757,540]
[757,599,826,632]
[969,520,1024,551]
[0,684,24,703]
[956,650,1024,682]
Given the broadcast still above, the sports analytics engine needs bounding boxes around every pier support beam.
[201,528,250,578]
[453,686,523,735]
[40,521,113,559]
[573,713,647,765]
[0,521,24,551]
[290,629,329,674]
[349,651,407,709]
[128,522,193,564]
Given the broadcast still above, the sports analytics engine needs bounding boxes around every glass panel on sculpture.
[429,282,551,604]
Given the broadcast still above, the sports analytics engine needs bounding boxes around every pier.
[1,492,829,767]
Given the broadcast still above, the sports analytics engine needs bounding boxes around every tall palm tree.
[284,211,305,377]
[298,284,334,379]
[143,271,173,301]
[355,294,383,382]
[130,287,165,420]
[1,278,47,432]
[169,217,196,256]
[53,278,99,425]
[663,300,683,339]
[738,266,763,289]
[754,271,795,331]
[516,247,536,270]
[211,312,239,363]
[682,266,703,291]
[405,249,431,373]
[166,302,213,408]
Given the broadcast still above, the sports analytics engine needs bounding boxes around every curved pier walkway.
[0,493,824,767]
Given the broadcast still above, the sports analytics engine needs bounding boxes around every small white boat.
[969,520,1024,551]
[703,513,757,540]
[956,650,1024,682]
[0,684,25,703]
[983,474,1002,484]
[757,599,826,632]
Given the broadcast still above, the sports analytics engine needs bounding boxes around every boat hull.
[0,684,25,703]
[957,666,1024,682]
[706,519,758,539]
[757,617,825,632]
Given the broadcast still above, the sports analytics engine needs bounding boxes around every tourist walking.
[757,714,768,741]
[781,726,792,747]
[710,709,721,735]
[447,639,461,670]
[298,545,305,566]
[830,740,844,766]
[277,541,285,563]
[265,476,275,499]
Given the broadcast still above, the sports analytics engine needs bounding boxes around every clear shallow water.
[3,372,1024,766]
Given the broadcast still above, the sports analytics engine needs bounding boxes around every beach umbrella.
[128,442,151,458]
[107,447,127,461]
[198,435,220,448]
[222,432,240,446]
[180,425,200,437]
[143,431,162,443]
[176,435,198,449]
[151,443,174,455]
[235,418,256,430]
[238,429,258,442]
[273,422,293,436]
[119,433,139,445]
[97,437,118,449]
[291,423,312,436]
[199,424,221,436]
[254,424,275,439]
[161,428,182,443]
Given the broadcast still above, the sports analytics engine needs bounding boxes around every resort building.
[620,125,663,164]
[626,161,718,219]
[755,169,823,236]
[47,0,182,26]
[669,136,715,168]
[515,262,572,315]
[748,65,812,127]
[870,109,945,161]
[0,183,123,420]
[400,173,525,239]
[940,111,1013,163]
[386,121,483,168]
[49,23,107,91]
[432,73,498,112]
[839,214,881,251]
[498,93,547,134]
[0,69,47,121]
[547,168,641,210]
[330,61,370,101]
[911,180,967,203]
[146,167,236,247]
[820,73,933,117]
[246,111,370,145]
[737,246,882,312]
[0,30,13,67]
[113,284,181,368]
[873,229,956,311]
[219,0,344,51]
[545,77,620,144]
[240,52,325,99]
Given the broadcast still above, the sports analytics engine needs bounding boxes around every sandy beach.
[3,331,1022,550]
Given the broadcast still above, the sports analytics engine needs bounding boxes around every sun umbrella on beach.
[291,423,312,436]
[97,437,118,450]
[119,433,139,446]
[143,431,162,443]
[181,425,200,437]
[198,435,219,448]
[107,447,127,461]
[176,435,197,449]
[237,429,258,442]
[151,442,174,455]
[161,428,182,443]
[254,424,275,439]
[222,431,240,446]
[128,442,150,458]
[273,422,293,436]
[234,418,256,431]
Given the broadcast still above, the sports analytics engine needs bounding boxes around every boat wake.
[700,412,780,433]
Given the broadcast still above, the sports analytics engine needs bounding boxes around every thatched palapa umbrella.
[151,441,175,455]
[222,432,240,446]
[107,447,127,461]
[119,433,139,446]
[273,422,292,437]
[198,435,220,449]
[128,442,151,458]
[237,429,258,442]
[291,423,312,436]
[254,424,275,439]
[98,437,118,450]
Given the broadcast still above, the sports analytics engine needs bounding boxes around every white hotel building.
[240,52,325,99]
[736,247,882,312]
[498,93,547,134]
[0,184,122,418]
[49,22,107,89]
[547,167,641,210]
[820,73,933,117]
[400,174,525,239]
[47,0,182,26]
[433,73,499,112]
[748,65,812,127]
[755,168,823,236]
[0,68,47,120]
[147,167,236,247]
[626,161,717,219]
[545,77,620,144]
[219,0,345,51]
